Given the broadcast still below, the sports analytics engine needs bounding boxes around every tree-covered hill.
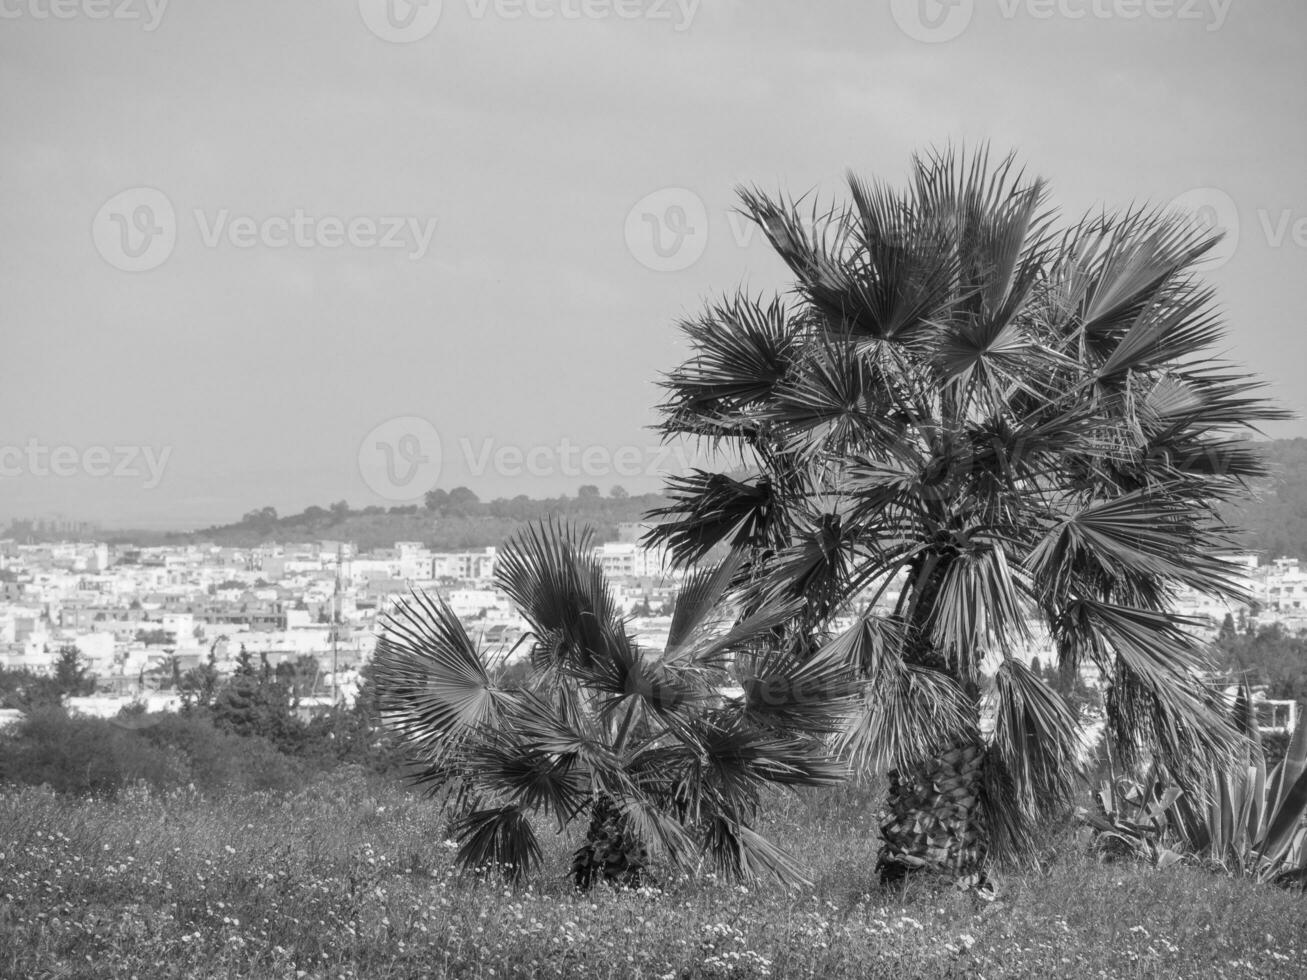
[174,485,668,551]
[8,441,1307,556]
[1229,438,1307,560]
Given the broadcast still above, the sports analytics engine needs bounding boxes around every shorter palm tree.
[371,521,854,888]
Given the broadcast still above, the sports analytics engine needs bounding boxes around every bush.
[139,711,306,793]
[0,708,309,797]
[296,710,407,774]
[0,708,189,796]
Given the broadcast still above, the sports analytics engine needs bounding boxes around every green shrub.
[0,708,309,797]
[138,711,306,793]
[0,708,189,796]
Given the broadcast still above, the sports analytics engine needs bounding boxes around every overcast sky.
[2,0,1305,529]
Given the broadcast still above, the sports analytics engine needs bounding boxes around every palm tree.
[371,521,853,888]
[648,147,1287,880]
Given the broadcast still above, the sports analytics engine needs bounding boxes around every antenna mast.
[332,543,342,708]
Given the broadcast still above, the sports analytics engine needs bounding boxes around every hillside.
[1230,438,1307,559]
[176,488,670,551]
[172,439,1307,559]
[7,440,1307,556]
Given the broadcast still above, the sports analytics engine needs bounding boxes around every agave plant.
[649,146,1287,879]
[1173,683,1307,884]
[371,521,854,888]
[1077,769,1186,870]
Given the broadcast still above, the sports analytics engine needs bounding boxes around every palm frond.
[511,689,623,775]
[928,542,1029,676]
[753,511,858,622]
[1069,207,1218,357]
[988,658,1083,821]
[494,520,622,672]
[1028,489,1250,604]
[461,734,591,823]
[765,337,900,455]
[825,617,973,772]
[979,750,1036,868]
[612,793,697,866]
[373,589,512,748]
[452,806,542,882]
[1102,642,1240,795]
[664,552,743,653]
[702,814,811,886]
[659,294,802,427]
[644,470,783,568]
[732,633,860,735]
[662,599,803,673]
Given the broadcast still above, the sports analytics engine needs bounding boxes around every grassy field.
[2,768,1305,980]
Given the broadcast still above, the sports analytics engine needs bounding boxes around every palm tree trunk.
[877,738,986,883]
[876,557,988,882]
[571,793,649,890]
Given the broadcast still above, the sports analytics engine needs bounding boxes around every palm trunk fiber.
[571,793,649,891]
[877,739,986,884]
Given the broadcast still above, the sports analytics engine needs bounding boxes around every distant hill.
[183,439,1307,559]
[177,489,670,552]
[9,439,1307,558]
[1229,438,1307,560]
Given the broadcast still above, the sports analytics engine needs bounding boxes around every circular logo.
[358,0,442,43]
[358,416,443,501]
[890,0,974,43]
[624,188,710,273]
[92,187,177,273]
[1168,187,1240,271]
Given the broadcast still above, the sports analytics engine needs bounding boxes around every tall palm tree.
[648,147,1288,879]
[371,521,853,888]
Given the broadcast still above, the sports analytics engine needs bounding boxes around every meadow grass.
[2,768,1305,979]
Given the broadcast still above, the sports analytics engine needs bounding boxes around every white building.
[431,548,497,582]
[447,589,504,618]
[593,542,670,580]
